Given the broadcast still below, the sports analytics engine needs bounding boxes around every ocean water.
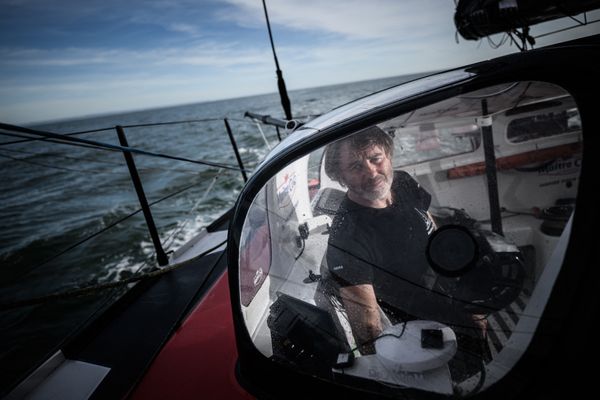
[0,72,426,394]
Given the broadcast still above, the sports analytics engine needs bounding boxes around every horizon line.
[21,69,439,128]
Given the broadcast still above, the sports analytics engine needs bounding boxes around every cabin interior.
[237,80,581,394]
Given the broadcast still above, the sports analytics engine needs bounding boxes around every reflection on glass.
[237,81,581,396]
[507,108,581,143]
[239,192,271,307]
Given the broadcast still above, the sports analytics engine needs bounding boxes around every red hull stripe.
[130,271,254,400]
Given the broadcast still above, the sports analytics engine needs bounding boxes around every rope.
[0,239,227,311]
[162,169,227,251]
[253,121,272,150]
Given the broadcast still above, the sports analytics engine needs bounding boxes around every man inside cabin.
[323,125,487,358]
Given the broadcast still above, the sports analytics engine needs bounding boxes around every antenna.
[262,0,293,121]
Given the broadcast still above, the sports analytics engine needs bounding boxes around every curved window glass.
[239,191,271,307]
[237,81,582,396]
[382,120,481,167]
[507,106,581,143]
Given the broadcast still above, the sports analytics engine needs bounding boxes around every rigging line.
[534,18,600,39]
[26,178,209,272]
[0,129,111,147]
[1,127,236,171]
[567,13,585,25]
[253,121,273,150]
[511,81,534,110]
[0,146,120,161]
[0,152,102,174]
[0,122,244,172]
[1,131,212,177]
[162,169,226,251]
[225,118,253,123]
[0,118,228,146]
[0,239,228,311]
[118,118,225,129]
[507,31,526,52]
[0,147,208,176]
[1,130,123,153]
[229,114,315,124]
[459,82,520,100]
[486,32,510,49]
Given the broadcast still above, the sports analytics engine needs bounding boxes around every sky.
[1,0,599,125]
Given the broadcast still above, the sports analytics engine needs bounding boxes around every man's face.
[338,142,393,206]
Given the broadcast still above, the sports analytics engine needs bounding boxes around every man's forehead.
[340,142,386,163]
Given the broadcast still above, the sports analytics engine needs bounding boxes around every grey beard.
[357,179,392,202]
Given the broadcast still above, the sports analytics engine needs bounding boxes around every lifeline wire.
[161,168,227,251]
[0,122,244,172]
[0,117,226,146]
[25,177,211,273]
[0,147,205,175]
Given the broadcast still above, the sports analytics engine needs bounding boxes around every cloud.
[2,0,598,125]
[0,41,271,69]
[0,47,123,67]
[0,67,276,124]
[221,0,453,40]
[167,23,202,36]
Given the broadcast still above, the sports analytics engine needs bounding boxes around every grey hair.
[324,125,394,184]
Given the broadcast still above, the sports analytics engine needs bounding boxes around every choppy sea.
[0,72,427,394]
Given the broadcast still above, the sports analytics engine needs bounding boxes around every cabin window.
[507,107,581,143]
[236,80,582,398]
